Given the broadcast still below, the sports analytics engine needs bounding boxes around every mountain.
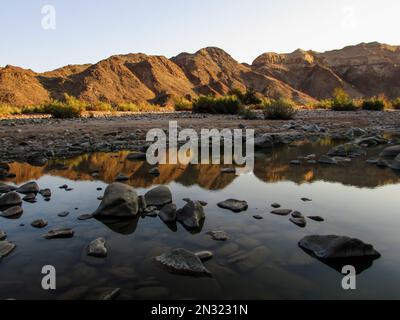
[0,42,399,107]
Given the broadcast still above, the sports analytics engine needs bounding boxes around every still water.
[1,138,400,300]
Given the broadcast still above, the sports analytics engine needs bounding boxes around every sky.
[0,0,399,72]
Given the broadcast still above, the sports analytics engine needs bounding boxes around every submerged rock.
[87,237,107,258]
[217,199,248,213]
[207,230,229,241]
[0,192,22,207]
[298,235,381,259]
[145,186,172,207]
[158,203,177,223]
[176,201,205,229]
[58,211,70,217]
[16,181,40,194]
[93,183,139,218]
[154,248,212,277]
[308,216,325,222]
[0,241,16,259]
[270,209,292,216]
[44,228,74,239]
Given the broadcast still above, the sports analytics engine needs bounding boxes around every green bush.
[228,87,262,105]
[239,108,259,120]
[192,95,243,114]
[263,99,297,120]
[174,97,193,111]
[330,88,358,111]
[392,98,400,110]
[86,101,113,112]
[361,97,387,111]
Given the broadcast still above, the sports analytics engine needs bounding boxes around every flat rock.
[253,215,263,220]
[298,235,381,259]
[270,209,292,216]
[78,214,93,221]
[87,237,107,258]
[217,199,248,213]
[308,216,325,222]
[207,230,229,241]
[31,219,48,228]
[0,241,16,259]
[290,217,307,228]
[144,186,172,207]
[44,228,74,239]
[1,206,23,218]
[57,211,70,217]
[271,203,281,208]
[154,248,212,277]
[195,251,214,261]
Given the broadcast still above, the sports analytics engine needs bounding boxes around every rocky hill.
[0,42,399,107]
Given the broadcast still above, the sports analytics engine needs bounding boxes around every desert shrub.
[330,88,358,111]
[86,101,113,112]
[361,97,387,111]
[391,98,400,110]
[239,108,259,120]
[228,87,262,105]
[174,97,193,111]
[42,100,83,118]
[116,102,165,112]
[192,95,243,114]
[310,99,332,109]
[263,99,297,120]
[0,104,22,116]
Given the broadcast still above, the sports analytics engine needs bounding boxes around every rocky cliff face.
[0,42,399,107]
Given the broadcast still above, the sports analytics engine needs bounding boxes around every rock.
[138,195,147,213]
[290,217,307,228]
[253,134,274,149]
[0,192,22,207]
[290,160,301,165]
[217,199,248,213]
[78,214,93,221]
[270,209,292,216]
[195,251,214,261]
[253,215,263,220]
[39,188,51,198]
[115,173,129,181]
[158,203,177,223]
[59,184,68,189]
[220,167,236,173]
[346,127,367,137]
[318,155,338,164]
[0,241,16,259]
[148,167,160,176]
[0,230,6,241]
[380,145,400,158]
[389,154,400,170]
[271,203,281,208]
[87,237,107,258]
[0,184,16,194]
[31,219,48,228]
[144,186,172,207]
[298,235,381,259]
[301,197,312,202]
[291,211,304,218]
[23,193,36,203]
[366,158,379,164]
[27,155,47,167]
[93,183,139,218]
[377,159,388,168]
[16,181,40,194]
[0,206,23,218]
[44,228,74,239]
[176,201,205,229]
[100,288,120,300]
[207,230,229,241]
[126,152,147,160]
[154,248,212,277]
[58,211,70,217]
[308,216,325,222]
[327,143,364,157]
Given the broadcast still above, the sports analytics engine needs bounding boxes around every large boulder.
[299,235,381,259]
[158,203,177,223]
[176,201,205,229]
[0,192,22,207]
[380,145,400,158]
[144,186,172,207]
[16,181,40,194]
[93,183,139,218]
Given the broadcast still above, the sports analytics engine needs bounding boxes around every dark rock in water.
[126,152,147,160]
[290,160,301,165]
[270,209,292,216]
[138,195,147,213]
[39,189,51,198]
[217,199,248,213]
[16,181,40,194]
[44,228,74,239]
[0,192,21,207]
[0,241,16,259]
[93,183,139,218]
[271,203,281,208]
[301,197,312,202]
[115,173,129,181]
[299,235,381,274]
[0,183,16,194]
[253,215,263,220]
[308,216,325,222]
[376,159,388,168]
[57,211,70,217]
[366,158,379,164]
[144,186,172,207]
[59,184,68,189]
[290,216,307,228]
[23,193,36,203]
[177,201,205,229]
[27,155,48,167]
[158,203,177,223]
[78,214,93,221]
[253,134,274,149]
[148,167,160,176]
[100,288,120,300]
[389,154,400,170]
[154,248,212,277]
[327,143,364,157]
[1,206,23,218]
[0,230,7,241]
[207,230,229,241]
[87,237,107,258]
[318,155,338,165]
[299,235,381,259]
[31,219,48,228]
[195,251,213,261]
[291,211,304,218]
[380,145,400,158]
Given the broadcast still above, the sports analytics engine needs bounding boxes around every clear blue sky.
[1,0,399,72]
